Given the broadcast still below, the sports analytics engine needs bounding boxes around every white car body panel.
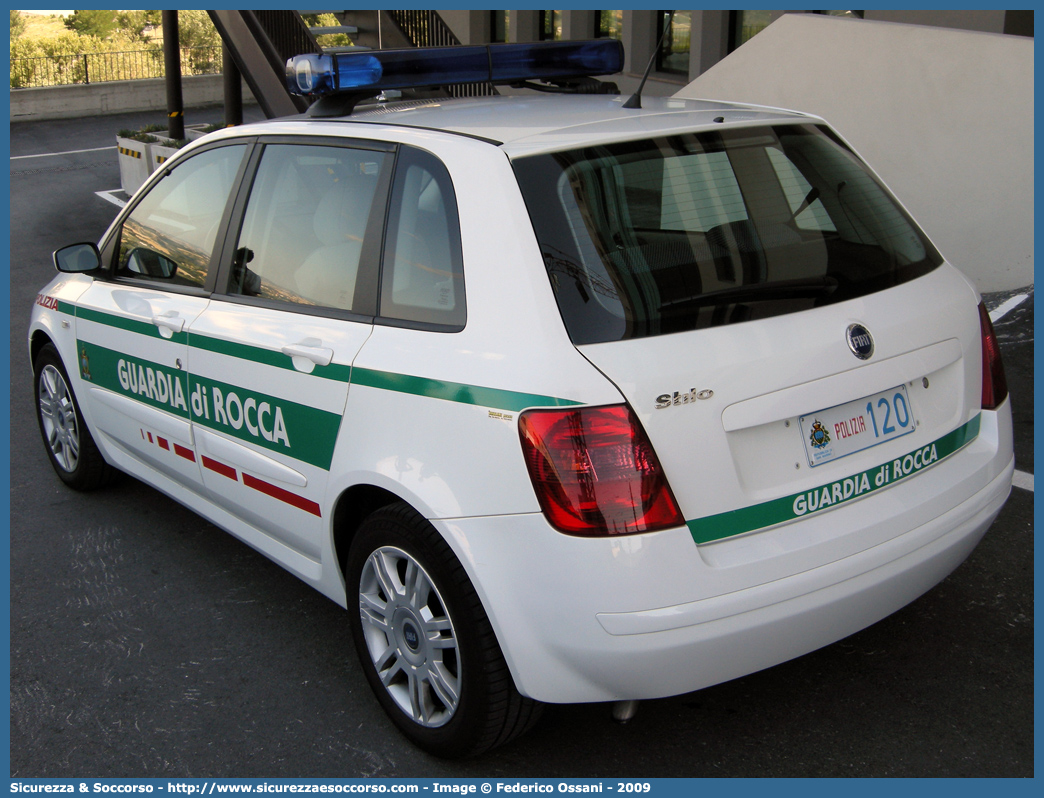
[442,409,1011,702]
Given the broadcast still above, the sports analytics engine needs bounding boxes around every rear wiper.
[662,276,839,309]
[789,186,821,222]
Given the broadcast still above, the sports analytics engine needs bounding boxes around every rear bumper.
[439,407,1013,704]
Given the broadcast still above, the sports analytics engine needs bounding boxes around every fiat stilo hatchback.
[29,41,1013,757]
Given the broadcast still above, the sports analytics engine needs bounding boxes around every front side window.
[513,124,942,344]
[379,146,465,329]
[229,143,388,313]
[116,145,247,288]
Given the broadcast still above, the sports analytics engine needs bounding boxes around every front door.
[75,143,250,490]
[187,139,392,561]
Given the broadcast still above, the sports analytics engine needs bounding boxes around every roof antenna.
[623,10,675,110]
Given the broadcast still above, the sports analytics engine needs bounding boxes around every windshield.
[512,124,943,345]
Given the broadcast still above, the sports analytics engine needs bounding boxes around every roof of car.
[227,94,817,160]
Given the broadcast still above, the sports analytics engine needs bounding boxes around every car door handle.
[151,311,185,336]
[281,339,333,367]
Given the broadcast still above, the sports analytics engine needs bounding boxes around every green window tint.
[513,124,943,344]
[231,144,387,312]
[117,144,247,288]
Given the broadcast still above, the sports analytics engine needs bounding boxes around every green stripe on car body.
[77,305,188,344]
[190,332,354,382]
[350,367,583,412]
[72,303,577,417]
[77,340,343,470]
[687,414,982,545]
[73,304,576,409]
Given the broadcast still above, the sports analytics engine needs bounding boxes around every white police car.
[29,41,1013,757]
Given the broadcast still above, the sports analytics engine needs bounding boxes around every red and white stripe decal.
[242,473,321,517]
[202,455,236,480]
[139,428,319,517]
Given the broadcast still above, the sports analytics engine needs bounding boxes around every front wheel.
[347,503,541,757]
[34,343,116,490]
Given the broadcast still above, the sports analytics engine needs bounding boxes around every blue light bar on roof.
[286,39,624,97]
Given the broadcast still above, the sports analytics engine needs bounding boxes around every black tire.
[347,502,542,757]
[33,342,117,491]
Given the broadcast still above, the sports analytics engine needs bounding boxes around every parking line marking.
[1012,470,1033,492]
[95,189,127,208]
[10,145,117,160]
[989,294,1029,323]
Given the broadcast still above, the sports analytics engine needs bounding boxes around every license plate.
[800,385,916,467]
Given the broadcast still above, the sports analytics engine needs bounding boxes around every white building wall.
[676,13,1033,292]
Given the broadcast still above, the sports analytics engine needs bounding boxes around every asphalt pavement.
[8,107,1034,778]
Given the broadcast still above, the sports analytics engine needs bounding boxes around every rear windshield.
[512,124,943,344]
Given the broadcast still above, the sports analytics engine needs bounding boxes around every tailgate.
[577,265,983,545]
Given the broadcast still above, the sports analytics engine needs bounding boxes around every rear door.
[75,142,250,490]
[186,138,393,561]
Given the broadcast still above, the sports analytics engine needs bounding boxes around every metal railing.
[11,46,222,89]
[389,10,460,49]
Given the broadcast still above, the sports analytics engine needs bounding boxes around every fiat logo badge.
[846,324,874,360]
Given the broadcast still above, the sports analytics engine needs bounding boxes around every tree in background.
[10,9,25,38]
[10,9,26,39]
[175,10,222,74]
[176,10,221,49]
[11,10,223,88]
[63,9,122,39]
[62,9,164,45]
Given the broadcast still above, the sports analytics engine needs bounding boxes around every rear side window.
[230,143,388,313]
[379,146,466,329]
[513,125,942,344]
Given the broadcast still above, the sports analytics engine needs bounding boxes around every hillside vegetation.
[10,10,221,88]
[10,11,350,88]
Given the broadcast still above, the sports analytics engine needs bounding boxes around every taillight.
[978,302,1008,409]
[518,404,684,536]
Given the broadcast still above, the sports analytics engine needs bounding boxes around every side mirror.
[53,243,102,274]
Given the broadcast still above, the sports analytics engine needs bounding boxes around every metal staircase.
[207,9,495,120]
[208,10,316,118]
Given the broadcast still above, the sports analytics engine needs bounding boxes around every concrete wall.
[438,9,489,44]
[10,74,257,123]
[677,14,1033,293]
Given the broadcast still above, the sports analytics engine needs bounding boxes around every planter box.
[115,136,152,196]
[150,143,180,170]
[185,124,211,141]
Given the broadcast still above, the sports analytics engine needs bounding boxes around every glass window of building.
[490,10,509,43]
[731,10,773,51]
[598,10,623,39]
[656,10,690,76]
[540,10,562,41]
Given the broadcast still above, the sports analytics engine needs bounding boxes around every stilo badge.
[846,323,875,359]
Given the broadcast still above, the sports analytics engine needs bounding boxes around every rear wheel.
[34,343,116,490]
[347,503,541,757]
